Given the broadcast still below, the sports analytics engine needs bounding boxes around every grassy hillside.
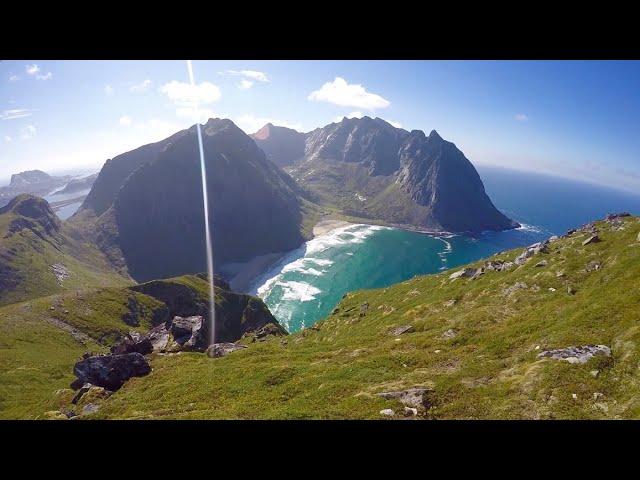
[0,274,281,419]
[0,287,166,418]
[80,214,640,420]
[0,195,130,306]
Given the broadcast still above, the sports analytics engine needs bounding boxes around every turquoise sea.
[251,166,640,332]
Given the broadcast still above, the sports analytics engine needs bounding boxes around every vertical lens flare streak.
[186,60,216,346]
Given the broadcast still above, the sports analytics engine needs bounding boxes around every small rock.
[582,235,601,246]
[593,392,604,400]
[586,261,601,272]
[567,286,576,295]
[443,299,457,307]
[403,407,418,417]
[590,370,600,378]
[637,232,640,242]
[205,342,247,358]
[537,344,611,364]
[556,271,565,277]
[82,403,100,415]
[572,393,578,400]
[534,345,540,350]
[548,287,556,292]
[548,235,559,242]
[442,329,457,339]
[377,387,433,409]
[434,349,442,354]
[534,260,548,267]
[449,268,475,280]
[390,325,414,336]
[71,383,93,404]
[379,409,395,417]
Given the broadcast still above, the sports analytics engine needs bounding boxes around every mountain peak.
[0,194,61,236]
[428,129,442,140]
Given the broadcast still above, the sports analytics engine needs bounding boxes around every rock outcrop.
[72,352,151,391]
[537,345,611,364]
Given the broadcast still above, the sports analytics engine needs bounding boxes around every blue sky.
[1,60,639,192]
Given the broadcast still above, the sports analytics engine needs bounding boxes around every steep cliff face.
[79,129,190,217]
[395,130,517,232]
[75,119,306,282]
[250,123,306,168]
[284,117,518,233]
[305,117,409,176]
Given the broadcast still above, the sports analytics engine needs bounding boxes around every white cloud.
[159,80,221,104]
[20,125,36,140]
[119,115,133,127]
[309,77,390,110]
[238,79,254,89]
[224,70,269,83]
[515,113,528,121]
[104,84,114,95]
[1,109,35,120]
[4,135,12,143]
[25,64,40,75]
[234,114,303,134]
[9,75,19,82]
[36,72,52,81]
[130,79,152,93]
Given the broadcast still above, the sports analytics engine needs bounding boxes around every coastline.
[223,217,478,294]
[223,218,356,293]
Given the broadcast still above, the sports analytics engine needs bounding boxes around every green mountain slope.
[0,274,281,419]
[86,214,640,419]
[0,194,130,306]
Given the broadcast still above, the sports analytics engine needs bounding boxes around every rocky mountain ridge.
[254,117,518,234]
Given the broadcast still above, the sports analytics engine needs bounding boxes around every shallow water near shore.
[252,167,640,333]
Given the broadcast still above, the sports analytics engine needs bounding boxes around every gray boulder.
[582,235,601,246]
[206,343,247,358]
[171,315,207,351]
[110,331,153,355]
[449,268,475,280]
[73,353,151,391]
[390,325,415,336]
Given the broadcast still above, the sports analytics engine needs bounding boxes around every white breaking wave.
[277,281,322,302]
[252,223,388,300]
[517,223,545,234]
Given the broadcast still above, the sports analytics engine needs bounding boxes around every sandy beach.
[223,219,354,293]
[312,219,352,236]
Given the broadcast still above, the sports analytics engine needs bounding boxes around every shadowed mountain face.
[76,119,305,282]
[273,116,518,234]
[250,123,306,168]
[81,130,191,217]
